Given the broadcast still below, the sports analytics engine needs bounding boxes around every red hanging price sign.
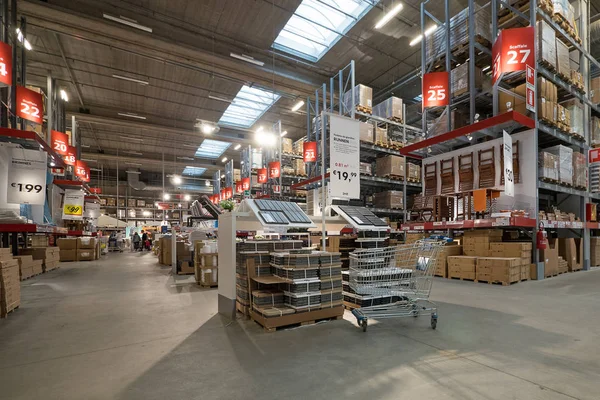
[0,41,12,87]
[90,187,102,194]
[75,160,89,182]
[242,177,251,191]
[422,72,449,108]
[64,146,77,166]
[235,181,243,193]
[225,187,233,199]
[492,26,534,84]
[51,130,69,155]
[16,85,43,124]
[257,168,268,184]
[590,149,600,164]
[268,161,281,179]
[303,141,318,162]
[220,189,226,201]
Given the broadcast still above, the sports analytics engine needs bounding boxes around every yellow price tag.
[63,204,82,216]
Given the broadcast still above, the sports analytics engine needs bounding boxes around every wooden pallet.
[198,283,218,288]
[356,105,372,114]
[236,301,250,317]
[545,273,559,278]
[383,174,404,181]
[20,272,42,281]
[475,279,520,286]
[449,276,476,282]
[552,14,580,43]
[250,307,344,332]
[538,59,557,74]
[1,305,19,318]
[540,177,559,185]
[375,141,389,148]
[390,116,403,124]
[406,177,421,183]
[343,301,361,310]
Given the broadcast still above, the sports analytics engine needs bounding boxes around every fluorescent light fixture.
[126,151,143,156]
[273,0,375,61]
[103,14,153,33]
[208,95,233,103]
[221,174,225,179]
[60,89,69,102]
[182,166,206,176]
[184,194,191,201]
[112,74,149,85]
[81,158,98,163]
[182,144,198,148]
[410,25,437,46]
[50,162,55,167]
[291,100,304,112]
[201,123,216,134]
[165,215,169,219]
[172,175,182,184]
[81,144,91,148]
[230,52,264,66]
[256,126,264,133]
[89,167,101,172]
[118,112,146,120]
[126,162,143,166]
[222,157,228,163]
[122,136,144,142]
[195,139,232,159]
[178,203,182,208]
[163,193,170,200]
[281,130,288,137]
[234,144,241,150]
[218,85,280,128]
[206,180,210,186]
[482,65,491,72]
[375,3,403,29]
[177,156,195,161]
[255,131,278,148]
[16,28,32,50]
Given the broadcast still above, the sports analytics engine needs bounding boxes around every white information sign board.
[7,148,47,205]
[329,114,360,199]
[503,130,514,197]
[62,189,85,220]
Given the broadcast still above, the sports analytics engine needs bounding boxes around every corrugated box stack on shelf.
[13,255,42,280]
[448,256,477,280]
[293,159,306,176]
[592,77,600,105]
[590,238,600,267]
[343,84,372,114]
[539,238,559,278]
[539,151,559,181]
[376,155,405,179]
[405,232,427,244]
[359,162,372,176]
[78,238,96,261]
[158,237,191,266]
[555,103,571,132]
[19,246,59,272]
[30,235,48,247]
[537,20,557,70]
[58,238,77,261]
[425,4,491,64]
[489,242,532,281]
[194,241,218,285]
[451,61,483,97]
[0,248,20,317]
[372,96,403,122]
[537,77,558,122]
[282,138,293,154]
[556,38,570,79]
[462,230,502,257]
[375,126,388,145]
[407,163,421,182]
[372,191,403,209]
[292,138,305,156]
[434,244,463,278]
[572,152,586,188]
[558,238,582,272]
[545,145,573,185]
[564,99,584,138]
[500,83,527,114]
[476,257,521,285]
[359,122,374,143]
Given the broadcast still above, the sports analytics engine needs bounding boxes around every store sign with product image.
[492,26,534,84]
[7,148,47,205]
[51,130,70,155]
[329,114,360,199]
[422,72,449,108]
[62,189,85,220]
[0,41,12,87]
[16,85,43,124]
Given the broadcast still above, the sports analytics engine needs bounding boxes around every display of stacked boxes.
[372,191,403,209]
[19,246,60,272]
[343,84,372,113]
[462,230,502,257]
[434,244,463,278]
[194,242,218,286]
[376,155,405,179]
[572,152,586,188]
[545,145,573,185]
[539,152,559,181]
[13,255,42,280]
[0,249,20,317]
[354,230,389,249]
[372,96,403,122]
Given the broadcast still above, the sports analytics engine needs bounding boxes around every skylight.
[182,166,207,176]
[272,0,376,62]
[218,85,281,128]
[195,139,232,159]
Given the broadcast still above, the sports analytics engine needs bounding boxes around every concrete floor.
[0,252,599,400]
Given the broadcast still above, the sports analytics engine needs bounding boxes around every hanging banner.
[525,65,535,113]
[590,149,600,164]
[7,148,47,205]
[422,72,449,108]
[0,41,12,87]
[75,160,88,181]
[51,130,69,155]
[89,187,102,194]
[257,168,268,183]
[62,189,85,220]
[242,177,251,191]
[64,146,77,166]
[329,114,360,199]
[226,187,233,199]
[220,189,226,201]
[303,141,318,162]
[16,85,43,125]
[51,167,65,176]
[235,181,243,194]
[268,161,280,179]
[492,26,534,84]
[503,130,514,197]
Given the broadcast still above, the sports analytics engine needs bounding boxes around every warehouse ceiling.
[18,0,470,188]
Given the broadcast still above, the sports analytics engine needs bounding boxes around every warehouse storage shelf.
[360,175,422,189]
[0,224,68,234]
[367,207,405,215]
[359,142,404,158]
[538,121,586,149]
[281,153,304,160]
[426,89,493,117]
[540,220,584,229]
[0,127,67,168]
[355,111,422,134]
[538,181,587,197]
[537,65,600,113]
[400,217,537,231]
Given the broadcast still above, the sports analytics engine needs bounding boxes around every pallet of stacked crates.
[0,248,20,318]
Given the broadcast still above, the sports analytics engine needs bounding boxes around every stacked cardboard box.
[158,237,190,266]
[447,256,477,280]
[591,238,600,267]
[14,255,35,280]
[58,238,78,261]
[500,83,527,114]
[376,155,405,178]
[592,77,600,105]
[537,77,558,122]
[407,163,421,181]
[430,109,469,136]
[564,99,584,137]
[476,257,521,284]
[293,139,304,156]
[372,96,403,122]
[558,238,582,272]
[555,104,571,131]
[405,233,427,244]
[537,20,556,70]
[555,38,570,78]
[462,230,502,257]
[558,257,568,274]
[359,162,372,176]
[19,247,60,272]
[451,61,483,97]
[293,159,306,176]
[375,127,388,145]
[0,249,20,317]
[194,242,219,284]
[545,145,573,185]
[372,191,403,209]
[489,242,532,261]
[343,84,372,113]
[31,235,48,247]
[539,152,559,181]
[540,237,559,277]
[359,122,374,143]
[572,152,586,188]
[434,245,462,278]
[282,138,293,154]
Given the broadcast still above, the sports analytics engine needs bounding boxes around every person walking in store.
[141,230,149,251]
[132,232,141,251]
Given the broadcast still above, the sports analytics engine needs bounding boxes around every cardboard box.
[77,249,94,261]
[452,61,483,97]
[462,230,502,257]
[540,238,559,277]
[558,238,582,272]
[545,145,573,185]
[19,247,60,265]
[282,138,293,154]
[407,163,421,181]
[372,96,403,121]
[537,20,556,70]
[435,245,463,277]
[359,122,374,143]
[372,191,403,209]
[31,260,43,275]
[375,127,388,144]
[31,235,49,247]
[343,84,372,111]
[78,237,96,249]
[476,257,521,284]
[376,155,405,178]
[539,151,558,181]
[178,261,194,275]
[499,83,528,114]
[447,256,477,280]
[60,249,78,262]
[57,238,78,250]
[489,242,532,260]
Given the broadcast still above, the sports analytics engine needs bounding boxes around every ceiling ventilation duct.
[127,169,147,190]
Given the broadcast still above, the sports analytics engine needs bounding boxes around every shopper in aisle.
[132,232,141,251]
[141,231,148,251]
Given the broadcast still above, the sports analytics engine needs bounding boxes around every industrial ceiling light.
[60,89,69,102]
[205,180,210,186]
[50,161,55,167]
[81,144,91,148]
[172,175,182,184]
[230,52,265,66]
[256,131,277,148]
[118,112,146,120]
[122,136,144,142]
[177,156,195,161]
[143,210,151,217]
[467,135,473,141]
[482,65,491,72]
[184,194,191,201]
[221,174,225,179]
[256,126,264,133]
[234,144,241,150]
[16,28,32,50]
[201,123,215,134]
[222,157,228,163]
[103,14,153,33]
[178,203,182,208]
[375,3,403,29]
[409,25,437,46]
[280,130,288,137]
[112,74,149,85]
[208,95,234,103]
[291,100,304,112]
[163,193,170,200]
[81,158,98,163]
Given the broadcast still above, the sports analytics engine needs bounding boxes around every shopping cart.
[108,237,124,252]
[349,240,445,332]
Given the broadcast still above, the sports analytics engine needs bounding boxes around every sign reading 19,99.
[329,114,360,199]
[7,148,47,205]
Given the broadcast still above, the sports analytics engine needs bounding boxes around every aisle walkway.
[0,252,599,400]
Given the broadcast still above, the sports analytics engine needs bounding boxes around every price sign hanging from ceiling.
[16,85,43,125]
[64,146,77,166]
[51,130,70,156]
[257,168,268,184]
[0,41,12,87]
[492,26,534,84]
[303,141,318,163]
[7,147,47,205]
[268,161,280,179]
[422,72,449,108]
[329,114,360,199]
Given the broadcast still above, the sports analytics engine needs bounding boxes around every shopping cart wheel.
[361,319,368,332]
[412,304,419,318]
[430,314,438,330]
